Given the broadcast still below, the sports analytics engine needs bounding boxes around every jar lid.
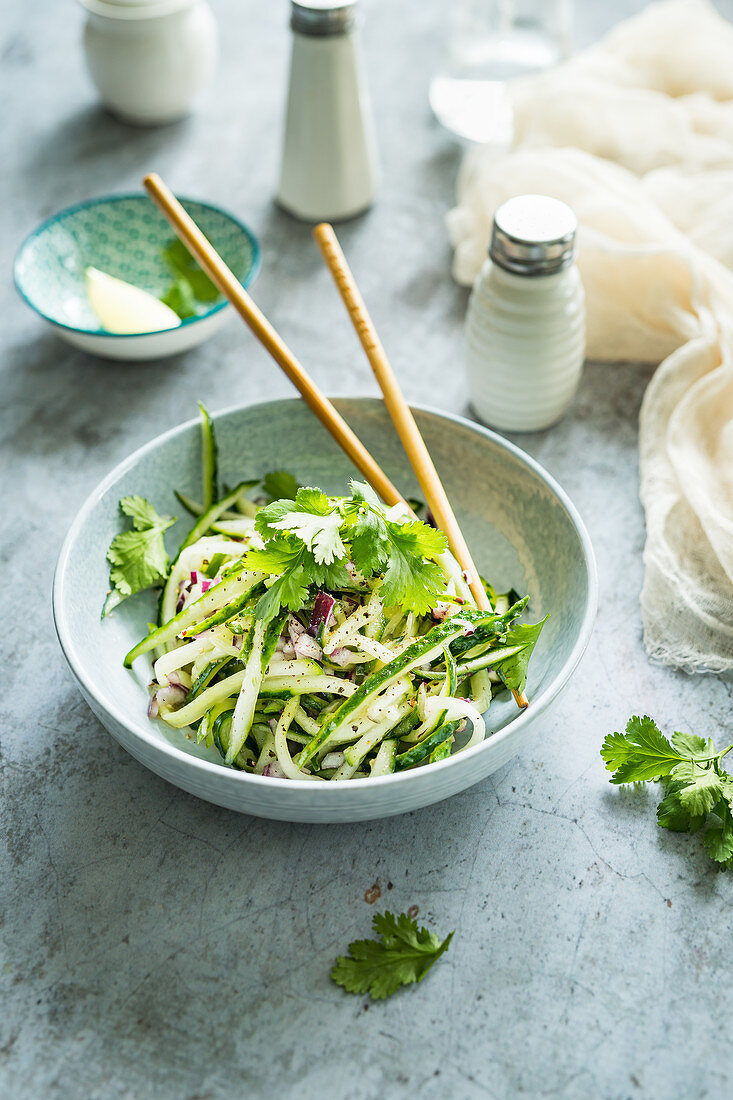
[490,195,578,276]
[80,0,193,19]
[290,0,358,37]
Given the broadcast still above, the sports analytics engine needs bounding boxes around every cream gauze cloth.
[448,0,733,673]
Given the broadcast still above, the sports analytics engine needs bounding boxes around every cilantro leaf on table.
[331,911,454,1001]
[104,496,175,615]
[703,801,733,864]
[600,715,686,784]
[602,715,733,869]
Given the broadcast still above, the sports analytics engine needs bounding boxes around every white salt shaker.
[81,0,218,126]
[466,195,586,432]
[278,0,379,221]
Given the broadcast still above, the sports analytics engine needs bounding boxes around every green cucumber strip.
[198,403,218,510]
[178,480,258,557]
[261,612,288,674]
[198,697,233,745]
[448,598,528,658]
[164,669,246,727]
[227,620,266,763]
[469,668,492,714]
[262,674,355,697]
[126,569,261,667]
[296,611,492,768]
[342,703,412,772]
[442,644,458,697]
[178,579,265,638]
[174,489,203,517]
[456,643,528,678]
[370,738,397,776]
[213,708,256,770]
[158,479,260,628]
[395,719,461,771]
[187,656,234,701]
[413,641,528,681]
[204,552,227,579]
[429,737,453,764]
[212,707,235,757]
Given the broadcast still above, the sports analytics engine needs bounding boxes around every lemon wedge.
[86,267,181,334]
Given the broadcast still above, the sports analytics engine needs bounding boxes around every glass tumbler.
[430,0,573,145]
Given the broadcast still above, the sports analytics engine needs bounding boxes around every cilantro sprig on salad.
[104,404,545,781]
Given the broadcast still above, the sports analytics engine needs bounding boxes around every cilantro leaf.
[703,801,733,865]
[604,715,733,870]
[656,779,706,833]
[269,490,346,565]
[672,731,713,757]
[600,715,684,784]
[379,521,448,614]
[253,479,451,620]
[262,470,300,502]
[496,615,548,694]
[255,566,310,621]
[160,276,196,319]
[119,495,170,531]
[330,911,454,1001]
[245,540,304,575]
[161,238,220,302]
[104,496,175,615]
[348,506,392,578]
[309,560,352,590]
[671,759,723,816]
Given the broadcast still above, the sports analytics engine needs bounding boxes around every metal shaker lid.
[290,0,358,36]
[490,195,578,276]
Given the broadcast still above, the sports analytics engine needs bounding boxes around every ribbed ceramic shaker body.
[466,195,586,432]
[277,0,379,221]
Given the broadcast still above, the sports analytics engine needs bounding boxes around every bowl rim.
[13,192,261,339]
[53,396,598,793]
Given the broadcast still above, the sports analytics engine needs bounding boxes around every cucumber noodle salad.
[107,405,546,782]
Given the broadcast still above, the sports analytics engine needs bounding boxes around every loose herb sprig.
[246,480,448,623]
[331,911,454,1000]
[103,497,175,616]
[601,715,733,868]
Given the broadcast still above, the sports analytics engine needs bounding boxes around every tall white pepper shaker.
[278,0,379,221]
[81,0,218,126]
[465,195,586,432]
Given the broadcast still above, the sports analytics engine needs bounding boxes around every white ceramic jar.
[278,0,379,221]
[81,0,218,126]
[466,195,586,433]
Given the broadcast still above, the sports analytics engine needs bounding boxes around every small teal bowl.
[53,398,598,823]
[14,193,260,361]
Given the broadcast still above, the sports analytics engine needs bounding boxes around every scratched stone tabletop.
[3,1,733,1097]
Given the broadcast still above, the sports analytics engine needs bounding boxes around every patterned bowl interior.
[14,195,260,335]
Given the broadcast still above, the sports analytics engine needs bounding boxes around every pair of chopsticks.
[143,173,528,710]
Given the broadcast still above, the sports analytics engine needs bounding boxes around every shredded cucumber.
[120,426,545,781]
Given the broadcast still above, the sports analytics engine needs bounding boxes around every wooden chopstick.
[313,222,529,710]
[143,173,405,510]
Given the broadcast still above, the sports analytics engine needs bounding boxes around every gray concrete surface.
[2,1,733,1097]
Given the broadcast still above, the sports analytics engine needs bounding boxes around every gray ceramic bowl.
[53,398,597,823]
